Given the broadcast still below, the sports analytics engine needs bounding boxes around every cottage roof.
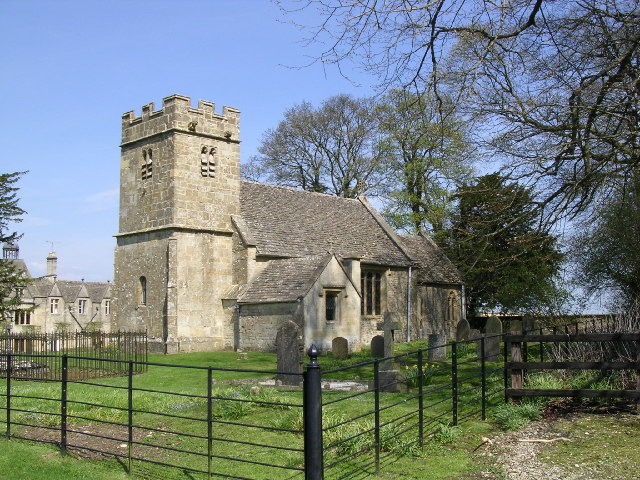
[398,234,462,285]
[239,182,413,266]
[238,254,332,304]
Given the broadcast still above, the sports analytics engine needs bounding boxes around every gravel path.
[482,420,577,480]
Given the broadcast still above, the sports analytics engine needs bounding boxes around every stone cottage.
[112,95,463,353]
[3,243,112,334]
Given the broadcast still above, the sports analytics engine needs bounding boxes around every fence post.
[511,339,523,403]
[503,335,510,403]
[374,359,380,474]
[5,353,11,439]
[303,345,323,480]
[128,360,134,475]
[480,337,486,421]
[636,339,640,415]
[207,367,213,480]
[61,355,68,455]
[417,350,424,446]
[451,341,458,426]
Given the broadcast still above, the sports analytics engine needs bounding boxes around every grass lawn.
[2,346,631,479]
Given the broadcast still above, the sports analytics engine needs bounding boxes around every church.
[112,95,463,353]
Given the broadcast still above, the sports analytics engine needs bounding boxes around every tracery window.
[361,271,382,315]
[141,148,153,180]
[200,146,216,177]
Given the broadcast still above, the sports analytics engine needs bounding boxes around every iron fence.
[0,331,148,379]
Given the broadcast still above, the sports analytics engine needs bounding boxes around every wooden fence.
[505,332,640,408]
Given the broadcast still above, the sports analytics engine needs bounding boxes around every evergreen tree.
[438,173,565,318]
[0,172,28,324]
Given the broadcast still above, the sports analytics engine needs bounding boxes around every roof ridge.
[241,180,362,202]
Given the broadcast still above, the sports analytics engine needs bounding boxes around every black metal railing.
[0,331,148,379]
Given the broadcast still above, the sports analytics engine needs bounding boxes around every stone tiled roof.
[398,234,462,284]
[239,182,413,266]
[238,255,330,304]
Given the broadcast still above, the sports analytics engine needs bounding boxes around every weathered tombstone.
[371,335,384,357]
[376,313,407,392]
[456,318,471,342]
[470,328,481,360]
[276,321,303,386]
[377,312,400,358]
[484,316,502,362]
[427,333,447,361]
[332,337,349,359]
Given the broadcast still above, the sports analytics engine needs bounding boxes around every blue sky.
[1,0,376,282]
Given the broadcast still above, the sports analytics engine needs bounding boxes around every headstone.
[376,313,406,392]
[470,328,482,360]
[276,320,303,386]
[377,312,400,358]
[484,316,502,362]
[332,337,349,359]
[456,318,471,342]
[371,335,384,358]
[427,333,447,361]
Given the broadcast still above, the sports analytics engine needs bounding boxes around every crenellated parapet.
[121,94,240,146]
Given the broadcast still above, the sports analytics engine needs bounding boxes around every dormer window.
[78,299,87,315]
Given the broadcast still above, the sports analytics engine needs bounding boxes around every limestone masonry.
[112,94,463,354]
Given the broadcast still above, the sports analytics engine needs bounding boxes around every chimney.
[46,251,57,281]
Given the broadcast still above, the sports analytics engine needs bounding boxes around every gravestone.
[376,312,400,358]
[484,316,502,362]
[427,333,447,361]
[456,318,471,342]
[376,313,407,392]
[332,337,349,359]
[276,320,304,386]
[371,335,384,357]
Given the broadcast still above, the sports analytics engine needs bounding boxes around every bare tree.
[246,94,388,197]
[281,0,640,219]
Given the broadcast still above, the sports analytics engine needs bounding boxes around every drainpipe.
[461,284,466,320]
[406,266,412,342]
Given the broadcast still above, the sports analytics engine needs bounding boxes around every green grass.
[0,346,598,479]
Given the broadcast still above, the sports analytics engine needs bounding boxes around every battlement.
[121,94,240,145]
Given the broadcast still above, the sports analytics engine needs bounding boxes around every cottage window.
[50,298,60,314]
[78,299,87,315]
[361,271,382,315]
[13,310,31,325]
[104,300,110,315]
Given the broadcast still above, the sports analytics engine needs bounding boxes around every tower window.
[141,148,153,180]
[200,146,216,178]
[139,276,147,305]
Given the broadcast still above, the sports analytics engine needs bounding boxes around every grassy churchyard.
[0,345,638,480]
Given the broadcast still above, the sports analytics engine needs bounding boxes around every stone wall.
[237,302,302,352]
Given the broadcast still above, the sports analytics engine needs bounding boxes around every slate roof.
[239,182,413,266]
[398,234,462,285]
[238,255,331,304]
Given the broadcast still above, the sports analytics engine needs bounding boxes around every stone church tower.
[113,95,240,353]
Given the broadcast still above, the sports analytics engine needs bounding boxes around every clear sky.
[1,0,375,282]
